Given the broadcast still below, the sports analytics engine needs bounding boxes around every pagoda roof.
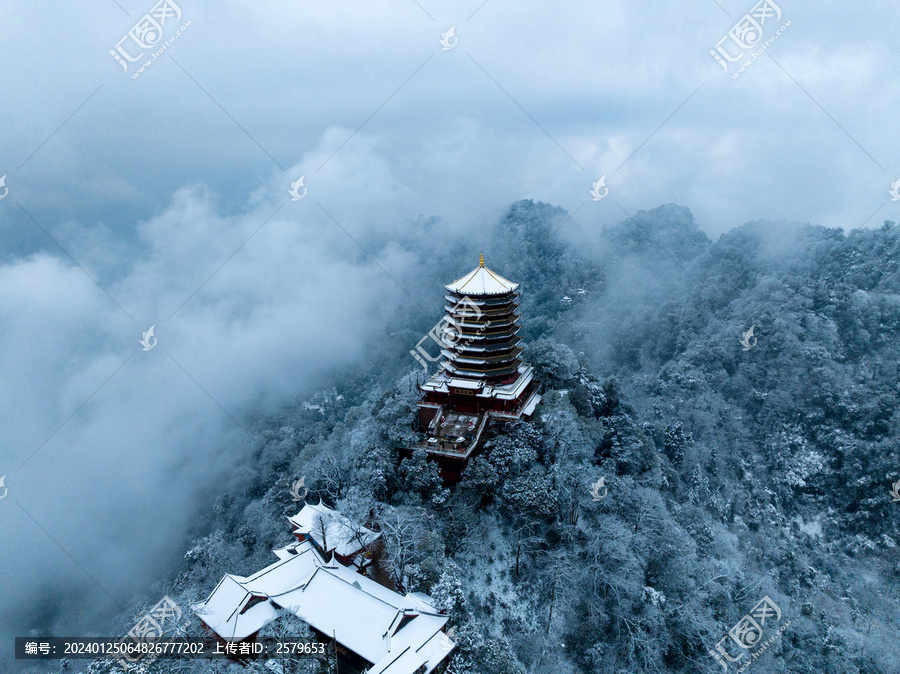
[445,256,518,296]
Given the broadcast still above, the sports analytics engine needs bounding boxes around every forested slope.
[83,202,900,674]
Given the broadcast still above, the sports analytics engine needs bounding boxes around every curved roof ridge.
[484,266,514,287]
[444,261,518,296]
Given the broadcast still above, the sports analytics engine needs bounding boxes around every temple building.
[288,501,381,571]
[410,255,541,481]
[193,506,454,674]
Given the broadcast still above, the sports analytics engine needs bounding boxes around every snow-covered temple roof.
[444,255,518,296]
[192,540,454,674]
[192,544,322,642]
[288,501,381,557]
[277,562,450,671]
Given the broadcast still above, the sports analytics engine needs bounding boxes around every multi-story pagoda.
[411,255,541,482]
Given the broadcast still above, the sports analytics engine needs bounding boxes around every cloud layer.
[2,0,899,666]
[2,0,898,245]
[0,133,464,660]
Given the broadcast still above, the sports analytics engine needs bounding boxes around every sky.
[0,0,898,666]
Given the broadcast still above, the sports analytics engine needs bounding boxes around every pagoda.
[411,255,541,482]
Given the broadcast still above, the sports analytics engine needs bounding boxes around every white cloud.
[0,134,459,648]
[2,0,900,656]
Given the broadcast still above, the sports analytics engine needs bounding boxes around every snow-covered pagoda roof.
[445,254,518,296]
[192,540,455,674]
[288,501,381,558]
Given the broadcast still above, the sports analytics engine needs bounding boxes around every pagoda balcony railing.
[446,360,520,372]
[444,297,519,314]
[450,311,518,321]
[448,309,519,321]
[441,329,518,342]
[442,340,522,355]
[443,293,519,307]
[442,314,520,330]
[450,365,520,376]
[448,338,522,352]
[446,352,520,364]
[445,316,519,330]
[444,347,522,363]
[448,319,518,332]
[443,361,521,376]
[446,326,520,339]
[444,303,519,317]
[444,333,519,346]
[448,355,519,368]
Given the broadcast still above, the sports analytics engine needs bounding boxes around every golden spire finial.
[479,252,484,267]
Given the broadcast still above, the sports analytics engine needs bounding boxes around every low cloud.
[0,135,469,658]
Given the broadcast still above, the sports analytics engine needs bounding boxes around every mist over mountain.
[10,199,896,673]
[5,1,900,671]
